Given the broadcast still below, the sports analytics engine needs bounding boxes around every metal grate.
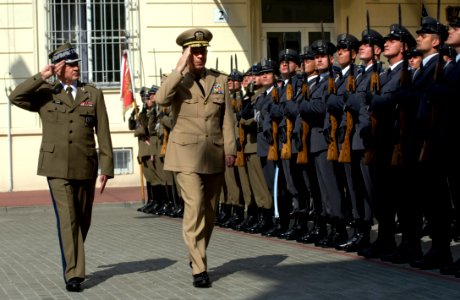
[46,0,126,87]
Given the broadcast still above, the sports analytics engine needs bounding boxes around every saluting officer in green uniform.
[9,43,114,292]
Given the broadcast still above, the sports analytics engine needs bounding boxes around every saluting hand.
[40,60,65,81]
[176,46,191,74]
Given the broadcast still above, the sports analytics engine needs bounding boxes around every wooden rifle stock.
[296,80,310,164]
[326,74,338,161]
[296,119,309,164]
[327,114,339,161]
[159,107,169,156]
[267,86,279,161]
[364,70,380,165]
[338,73,356,163]
[235,119,246,166]
[280,83,294,160]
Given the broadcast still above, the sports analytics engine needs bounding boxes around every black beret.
[48,43,81,64]
[176,28,212,48]
[278,49,301,66]
[311,40,336,56]
[384,24,416,48]
[361,29,385,50]
[336,33,360,51]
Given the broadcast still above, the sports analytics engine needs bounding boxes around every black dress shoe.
[440,259,460,275]
[193,272,211,288]
[410,251,453,270]
[65,278,82,292]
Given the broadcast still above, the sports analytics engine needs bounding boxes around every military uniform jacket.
[156,69,236,174]
[9,73,114,179]
[255,88,273,157]
[299,73,330,153]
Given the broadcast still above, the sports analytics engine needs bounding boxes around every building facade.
[0,0,451,192]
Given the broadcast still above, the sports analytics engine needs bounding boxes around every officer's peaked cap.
[311,40,336,56]
[416,16,448,41]
[48,43,81,64]
[360,29,385,50]
[258,59,276,74]
[301,46,315,60]
[149,85,159,95]
[176,28,213,48]
[336,33,360,51]
[278,49,301,66]
[384,24,416,48]
[446,6,460,27]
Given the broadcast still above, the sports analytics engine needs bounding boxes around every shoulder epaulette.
[209,68,228,76]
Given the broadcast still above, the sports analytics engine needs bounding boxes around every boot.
[220,206,244,228]
[316,217,348,248]
[138,181,152,212]
[283,211,308,240]
[165,185,177,217]
[246,208,274,234]
[145,185,166,214]
[297,214,327,244]
[233,204,258,231]
[216,203,232,226]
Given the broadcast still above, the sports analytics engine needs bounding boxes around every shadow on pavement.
[84,258,176,288]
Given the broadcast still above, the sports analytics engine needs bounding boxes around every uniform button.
[69,120,73,123]
[69,130,73,133]
[69,140,72,144]
[205,134,208,137]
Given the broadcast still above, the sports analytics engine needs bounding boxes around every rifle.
[363,11,381,165]
[234,89,247,167]
[419,0,444,162]
[322,22,338,161]
[280,34,294,160]
[159,68,169,156]
[267,83,279,161]
[296,64,310,164]
[159,107,169,156]
[391,4,410,166]
[338,16,355,164]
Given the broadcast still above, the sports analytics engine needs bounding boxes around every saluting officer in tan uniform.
[156,28,236,288]
[9,43,114,292]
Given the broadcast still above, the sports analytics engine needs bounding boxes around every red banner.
[120,49,134,120]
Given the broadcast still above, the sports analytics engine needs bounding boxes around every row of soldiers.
[216,6,460,278]
[131,85,184,218]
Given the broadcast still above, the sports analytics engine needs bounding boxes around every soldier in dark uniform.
[380,17,447,266]
[299,40,348,248]
[295,46,323,244]
[358,24,416,260]
[335,29,384,252]
[436,6,460,276]
[242,60,276,235]
[9,43,114,292]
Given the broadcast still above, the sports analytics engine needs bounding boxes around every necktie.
[194,75,205,96]
[66,86,74,100]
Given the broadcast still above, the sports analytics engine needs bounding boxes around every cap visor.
[65,58,81,64]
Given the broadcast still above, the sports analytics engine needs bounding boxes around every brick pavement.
[1,188,460,299]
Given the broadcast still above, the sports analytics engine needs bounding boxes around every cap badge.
[195,31,204,41]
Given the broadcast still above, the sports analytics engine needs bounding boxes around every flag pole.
[124,30,145,204]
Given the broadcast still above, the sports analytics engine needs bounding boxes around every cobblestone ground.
[1,204,459,300]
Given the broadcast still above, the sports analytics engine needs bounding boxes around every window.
[98,148,133,175]
[262,0,334,23]
[47,1,127,87]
